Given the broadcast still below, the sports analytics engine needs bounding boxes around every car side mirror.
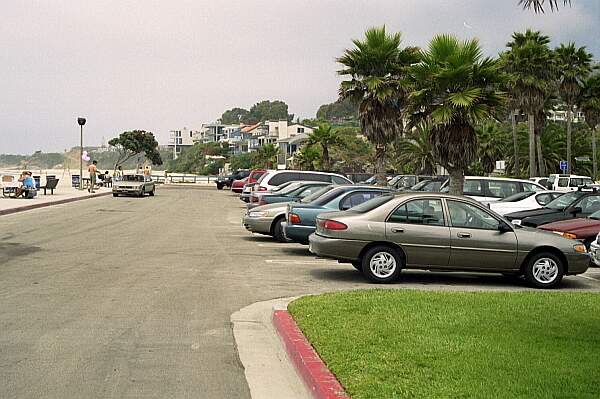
[570,206,582,215]
[498,222,512,233]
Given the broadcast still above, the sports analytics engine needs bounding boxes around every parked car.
[231,177,248,194]
[248,180,320,207]
[215,170,250,190]
[364,174,394,185]
[254,170,352,192]
[487,191,563,216]
[388,175,433,190]
[504,189,600,227]
[537,209,600,248]
[248,181,331,209]
[113,174,155,197]
[547,174,594,192]
[589,233,600,266]
[440,176,545,202]
[239,169,268,201]
[399,177,448,192]
[243,185,337,242]
[284,185,394,244]
[530,177,549,189]
[308,192,589,288]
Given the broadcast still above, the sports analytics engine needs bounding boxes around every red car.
[231,169,266,194]
[538,212,600,248]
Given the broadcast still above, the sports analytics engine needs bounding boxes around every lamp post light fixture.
[77,117,86,190]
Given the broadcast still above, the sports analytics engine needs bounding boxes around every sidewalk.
[0,180,111,216]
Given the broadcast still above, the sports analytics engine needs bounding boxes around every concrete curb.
[0,191,112,216]
[273,309,349,399]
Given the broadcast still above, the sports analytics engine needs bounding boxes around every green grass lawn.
[288,290,600,399]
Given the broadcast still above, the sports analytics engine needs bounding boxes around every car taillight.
[259,186,267,191]
[323,220,348,230]
[289,213,301,224]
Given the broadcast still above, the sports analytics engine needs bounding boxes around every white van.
[440,176,545,202]
[547,174,594,192]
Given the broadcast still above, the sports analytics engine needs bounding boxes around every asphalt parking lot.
[1,186,599,399]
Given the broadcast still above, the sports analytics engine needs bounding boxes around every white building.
[168,127,198,158]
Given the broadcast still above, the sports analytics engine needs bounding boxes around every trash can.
[72,174,80,188]
[33,176,41,189]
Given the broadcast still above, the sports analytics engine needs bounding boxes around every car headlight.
[511,220,521,226]
[574,244,587,253]
[553,231,577,240]
[248,211,268,218]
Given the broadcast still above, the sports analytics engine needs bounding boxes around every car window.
[548,175,556,184]
[340,191,384,210]
[300,185,334,203]
[487,181,519,198]
[546,191,585,210]
[570,178,583,187]
[447,200,500,230]
[348,194,394,213]
[523,182,543,192]
[297,185,322,198]
[388,199,445,226]
[499,192,534,202]
[583,178,594,185]
[558,178,569,187]
[576,195,600,213]
[268,172,293,186]
[535,193,556,206]
[464,180,483,196]
[332,175,350,184]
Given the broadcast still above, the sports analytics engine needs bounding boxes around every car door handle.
[391,228,404,233]
[457,232,472,238]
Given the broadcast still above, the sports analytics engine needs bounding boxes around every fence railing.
[151,174,218,184]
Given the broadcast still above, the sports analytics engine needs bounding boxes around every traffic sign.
[560,160,568,172]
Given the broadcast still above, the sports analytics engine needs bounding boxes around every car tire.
[361,245,403,283]
[149,188,155,196]
[113,193,118,197]
[524,252,564,289]
[272,218,287,243]
[139,188,145,198]
[217,184,224,190]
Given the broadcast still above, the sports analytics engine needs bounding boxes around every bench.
[40,178,59,195]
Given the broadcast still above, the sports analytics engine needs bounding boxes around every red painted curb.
[273,310,349,399]
[0,191,112,216]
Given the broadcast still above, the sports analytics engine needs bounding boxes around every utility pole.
[77,117,86,190]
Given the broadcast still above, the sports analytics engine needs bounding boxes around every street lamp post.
[78,117,86,190]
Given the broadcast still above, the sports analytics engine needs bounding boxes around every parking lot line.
[265,259,337,265]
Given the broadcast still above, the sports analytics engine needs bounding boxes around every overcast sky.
[1,0,599,154]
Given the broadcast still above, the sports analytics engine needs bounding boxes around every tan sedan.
[308,193,589,288]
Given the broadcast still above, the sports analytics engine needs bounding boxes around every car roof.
[462,176,540,184]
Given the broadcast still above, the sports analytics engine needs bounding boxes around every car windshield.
[409,180,430,191]
[545,191,585,210]
[590,209,600,220]
[388,176,401,186]
[349,194,395,213]
[499,192,535,202]
[310,187,347,206]
[122,175,144,182]
[300,185,334,203]
[271,181,296,192]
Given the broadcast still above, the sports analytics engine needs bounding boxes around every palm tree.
[519,0,571,12]
[499,52,521,176]
[578,75,600,179]
[337,26,419,186]
[394,124,436,175]
[476,123,509,175]
[306,124,342,171]
[255,143,279,168]
[555,43,594,174]
[502,29,555,177]
[292,144,320,170]
[409,35,505,195]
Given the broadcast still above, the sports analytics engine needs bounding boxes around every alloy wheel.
[532,257,558,284]
[369,251,397,278]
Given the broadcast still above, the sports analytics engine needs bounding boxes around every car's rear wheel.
[524,252,564,288]
[216,184,224,190]
[139,188,145,197]
[351,261,362,271]
[361,245,403,283]
[113,193,118,197]
[272,218,287,243]
[149,187,155,196]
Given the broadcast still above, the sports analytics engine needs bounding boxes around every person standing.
[88,160,98,193]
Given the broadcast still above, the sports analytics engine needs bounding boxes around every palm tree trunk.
[567,105,573,174]
[375,144,387,186]
[512,111,520,177]
[322,145,330,171]
[528,113,537,178]
[448,168,464,196]
[536,134,546,177]
[593,127,597,181]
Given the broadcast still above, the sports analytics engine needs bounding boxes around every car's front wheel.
[139,188,145,197]
[524,252,564,288]
[361,245,403,283]
[113,193,118,197]
[272,218,286,243]
[149,187,155,196]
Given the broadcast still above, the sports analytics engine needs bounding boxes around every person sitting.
[15,172,36,198]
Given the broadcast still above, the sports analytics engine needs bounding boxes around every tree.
[306,124,342,171]
[502,29,555,177]
[409,35,505,195]
[108,130,162,171]
[293,144,321,170]
[254,143,280,168]
[338,26,419,186]
[246,100,293,124]
[555,42,594,174]
[316,97,358,122]
[578,75,600,178]
[499,52,521,176]
[393,124,436,175]
[475,123,509,175]
[220,107,250,124]
[519,0,571,12]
